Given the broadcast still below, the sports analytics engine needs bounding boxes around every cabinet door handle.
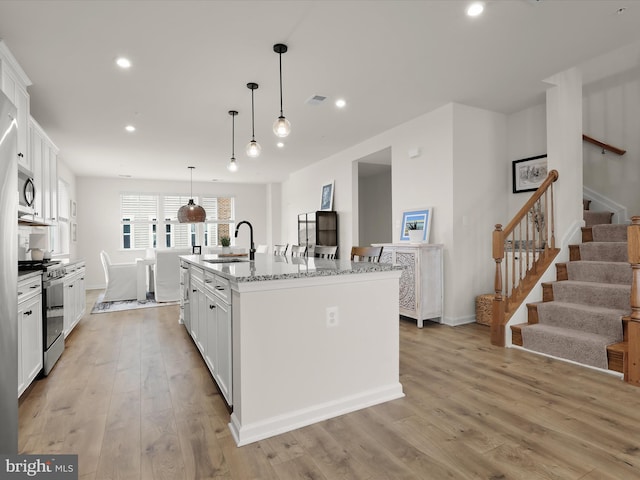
[205,279,213,284]
[192,289,197,293]
[25,310,32,316]
[30,285,38,289]
[209,304,216,309]
[17,152,24,158]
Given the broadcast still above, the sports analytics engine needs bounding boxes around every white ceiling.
[0,0,639,184]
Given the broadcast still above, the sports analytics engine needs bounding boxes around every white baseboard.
[443,315,476,326]
[228,383,404,446]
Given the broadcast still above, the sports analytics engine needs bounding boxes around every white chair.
[154,248,191,302]
[290,245,307,257]
[256,244,269,253]
[314,245,337,259]
[100,250,138,302]
[273,244,288,255]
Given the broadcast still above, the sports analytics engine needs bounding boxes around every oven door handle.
[43,275,66,288]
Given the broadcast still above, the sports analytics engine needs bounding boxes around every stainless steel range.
[18,260,66,375]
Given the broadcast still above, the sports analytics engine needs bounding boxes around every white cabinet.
[376,243,444,328]
[18,274,43,397]
[29,117,59,224]
[186,265,232,406]
[63,264,86,337]
[0,41,31,173]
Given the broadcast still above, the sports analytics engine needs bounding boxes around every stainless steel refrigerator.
[0,89,18,453]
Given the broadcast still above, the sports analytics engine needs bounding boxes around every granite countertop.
[181,253,402,283]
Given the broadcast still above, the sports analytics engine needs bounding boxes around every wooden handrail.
[491,170,560,347]
[503,170,559,238]
[583,134,626,156]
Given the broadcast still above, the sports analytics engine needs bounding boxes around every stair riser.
[566,262,632,285]
[536,303,625,337]
[579,242,628,262]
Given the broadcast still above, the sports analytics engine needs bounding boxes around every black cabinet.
[298,211,338,257]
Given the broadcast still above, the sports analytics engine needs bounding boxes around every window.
[120,194,158,249]
[119,193,234,249]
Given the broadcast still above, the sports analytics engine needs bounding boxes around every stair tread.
[535,300,628,316]
[607,341,628,353]
[550,279,631,289]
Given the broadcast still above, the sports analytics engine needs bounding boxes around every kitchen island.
[180,253,404,446]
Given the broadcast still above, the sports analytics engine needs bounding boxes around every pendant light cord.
[251,88,256,141]
[278,52,284,116]
[232,113,235,157]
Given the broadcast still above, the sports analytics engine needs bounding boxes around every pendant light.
[177,166,206,223]
[272,43,291,138]
[228,110,238,172]
[246,82,261,158]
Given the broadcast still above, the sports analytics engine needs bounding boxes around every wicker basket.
[475,294,494,326]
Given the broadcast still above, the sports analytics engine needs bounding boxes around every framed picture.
[70,200,77,218]
[400,208,433,242]
[192,245,201,255]
[320,181,334,211]
[512,154,548,193]
[71,222,77,243]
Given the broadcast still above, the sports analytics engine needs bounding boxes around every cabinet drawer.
[18,275,41,303]
[214,275,231,304]
[191,266,204,282]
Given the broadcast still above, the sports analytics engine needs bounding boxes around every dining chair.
[100,250,138,301]
[314,245,338,259]
[273,244,289,255]
[290,245,307,257]
[350,246,383,262]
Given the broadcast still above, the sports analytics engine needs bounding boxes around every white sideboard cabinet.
[375,243,443,328]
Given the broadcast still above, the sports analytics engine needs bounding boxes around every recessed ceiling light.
[277,142,284,148]
[125,125,136,132]
[116,57,132,69]
[335,99,346,108]
[467,2,484,17]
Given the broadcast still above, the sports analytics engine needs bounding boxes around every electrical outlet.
[326,306,339,327]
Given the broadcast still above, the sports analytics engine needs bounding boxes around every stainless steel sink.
[204,258,249,264]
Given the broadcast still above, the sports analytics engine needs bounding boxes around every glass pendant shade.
[227,156,238,172]
[178,166,206,223]
[246,140,261,158]
[273,116,291,137]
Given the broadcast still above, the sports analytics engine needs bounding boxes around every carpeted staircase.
[511,204,631,371]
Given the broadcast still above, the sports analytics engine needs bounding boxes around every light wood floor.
[19,289,640,479]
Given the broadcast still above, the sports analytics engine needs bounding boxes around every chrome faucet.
[235,221,256,261]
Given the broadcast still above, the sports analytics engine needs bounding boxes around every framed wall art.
[320,181,334,211]
[400,208,433,242]
[512,154,547,193]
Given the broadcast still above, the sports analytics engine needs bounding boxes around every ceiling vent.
[306,95,327,106]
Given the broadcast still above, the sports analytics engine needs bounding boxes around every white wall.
[583,66,640,214]
[506,103,547,219]
[283,102,509,325]
[77,177,268,288]
[451,103,508,323]
[358,167,392,246]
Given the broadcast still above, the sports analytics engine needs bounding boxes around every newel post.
[627,216,640,385]
[491,224,505,346]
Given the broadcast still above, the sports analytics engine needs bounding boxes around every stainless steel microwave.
[18,168,35,216]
